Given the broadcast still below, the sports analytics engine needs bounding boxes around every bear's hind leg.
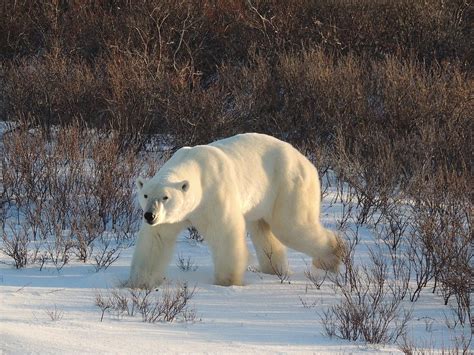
[272,222,344,272]
[249,220,288,275]
[311,228,345,272]
[270,177,344,272]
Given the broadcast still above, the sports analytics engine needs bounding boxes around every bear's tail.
[312,229,346,272]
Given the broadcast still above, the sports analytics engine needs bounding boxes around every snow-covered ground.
[1,189,470,354]
[0,239,392,354]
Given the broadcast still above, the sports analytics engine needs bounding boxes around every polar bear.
[129,133,344,287]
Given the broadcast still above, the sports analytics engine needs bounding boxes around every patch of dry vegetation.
[1,122,143,269]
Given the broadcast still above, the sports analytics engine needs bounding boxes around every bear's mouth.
[143,211,161,226]
[145,217,159,226]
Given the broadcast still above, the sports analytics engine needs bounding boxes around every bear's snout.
[144,212,156,224]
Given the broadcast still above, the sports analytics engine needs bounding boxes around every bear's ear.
[181,180,189,192]
[136,177,145,190]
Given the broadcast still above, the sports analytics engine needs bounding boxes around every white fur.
[129,133,343,287]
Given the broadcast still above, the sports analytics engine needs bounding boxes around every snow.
[1,236,391,354]
[0,250,370,353]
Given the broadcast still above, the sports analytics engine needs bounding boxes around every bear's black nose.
[144,212,155,223]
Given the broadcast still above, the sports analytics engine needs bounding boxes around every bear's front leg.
[191,209,248,286]
[200,214,248,286]
[128,222,183,289]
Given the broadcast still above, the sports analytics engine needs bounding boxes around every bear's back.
[210,133,314,177]
[209,133,317,218]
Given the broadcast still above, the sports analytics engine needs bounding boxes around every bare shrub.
[43,227,73,272]
[452,333,473,355]
[96,288,136,319]
[94,283,196,323]
[186,227,204,243]
[1,123,142,269]
[95,291,113,322]
[399,332,473,355]
[1,127,51,239]
[144,283,196,323]
[1,222,30,268]
[322,250,412,344]
[176,254,198,272]
[333,183,358,234]
[44,305,64,322]
[376,205,412,254]
[129,288,155,321]
[373,206,412,303]
[304,268,327,291]
[339,231,358,292]
[109,288,134,318]
[300,267,327,308]
[405,233,434,303]
[406,168,471,326]
[93,235,123,272]
[263,249,290,284]
[86,132,142,237]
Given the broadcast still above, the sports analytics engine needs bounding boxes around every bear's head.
[136,176,190,226]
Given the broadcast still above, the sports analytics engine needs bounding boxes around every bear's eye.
[163,196,169,201]
[144,194,148,199]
